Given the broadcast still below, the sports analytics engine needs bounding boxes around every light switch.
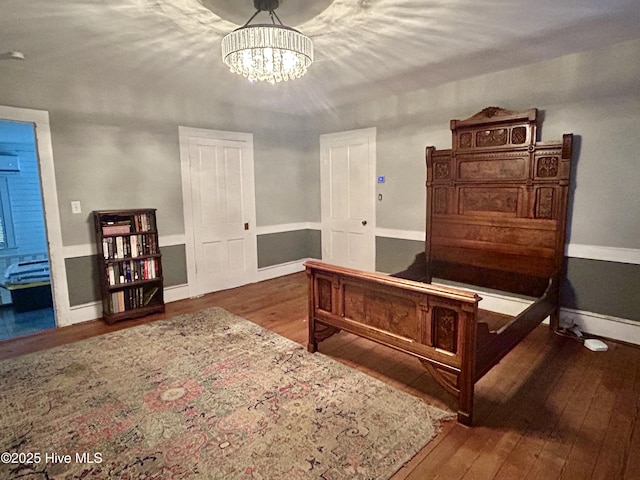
[71,201,82,214]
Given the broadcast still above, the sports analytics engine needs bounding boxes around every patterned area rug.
[0,307,453,479]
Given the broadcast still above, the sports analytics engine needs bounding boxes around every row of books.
[101,212,156,236]
[110,286,160,313]
[102,234,158,259]
[133,212,156,232]
[106,258,159,286]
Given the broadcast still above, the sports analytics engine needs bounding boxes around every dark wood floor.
[1,272,638,480]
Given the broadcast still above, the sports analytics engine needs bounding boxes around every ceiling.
[2,0,640,116]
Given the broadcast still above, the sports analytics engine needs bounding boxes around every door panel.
[180,128,257,297]
[321,128,376,271]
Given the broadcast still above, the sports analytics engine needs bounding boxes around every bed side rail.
[474,271,560,380]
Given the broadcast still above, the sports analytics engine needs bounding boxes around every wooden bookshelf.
[93,209,165,324]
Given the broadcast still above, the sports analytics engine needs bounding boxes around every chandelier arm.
[270,10,285,26]
[242,9,262,27]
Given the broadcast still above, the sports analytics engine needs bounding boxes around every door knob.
[362,220,367,226]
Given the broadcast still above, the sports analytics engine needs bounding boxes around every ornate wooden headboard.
[425,107,573,297]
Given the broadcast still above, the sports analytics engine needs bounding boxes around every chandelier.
[221,0,314,84]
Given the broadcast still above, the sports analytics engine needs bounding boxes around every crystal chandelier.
[221,0,314,84]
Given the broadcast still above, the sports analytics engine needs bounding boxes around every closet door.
[320,128,376,271]
[180,128,257,296]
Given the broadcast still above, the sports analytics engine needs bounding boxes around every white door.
[179,128,257,297]
[320,128,376,271]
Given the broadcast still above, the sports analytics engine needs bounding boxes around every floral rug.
[0,307,452,479]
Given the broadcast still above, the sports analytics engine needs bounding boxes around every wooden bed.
[305,107,574,425]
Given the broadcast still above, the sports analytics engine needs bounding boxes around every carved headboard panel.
[425,107,573,296]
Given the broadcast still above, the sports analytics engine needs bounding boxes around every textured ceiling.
[2,0,640,115]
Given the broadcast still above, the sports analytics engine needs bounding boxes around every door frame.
[0,105,69,326]
[320,127,377,271]
[178,126,257,297]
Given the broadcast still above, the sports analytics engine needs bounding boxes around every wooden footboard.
[305,260,481,425]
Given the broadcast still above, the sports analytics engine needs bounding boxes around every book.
[143,287,159,307]
[115,236,124,259]
[102,221,131,235]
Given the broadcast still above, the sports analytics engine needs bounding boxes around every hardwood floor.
[1,272,638,480]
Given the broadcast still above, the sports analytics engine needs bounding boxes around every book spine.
[115,236,124,259]
[108,265,115,286]
[118,291,125,312]
[131,235,138,258]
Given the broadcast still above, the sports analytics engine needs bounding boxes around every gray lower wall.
[563,258,640,322]
[65,256,100,306]
[65,231,321,306]
[65,233,640,324]
[375,236,424,274]
[375,236,640,322]
[160,245,188,287]
[257,230,321,269]
[65,244,187,307]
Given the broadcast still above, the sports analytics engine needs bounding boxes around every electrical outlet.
[71,201,82,214]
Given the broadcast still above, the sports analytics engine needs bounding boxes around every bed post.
[305,262,342,352]
[425,145,436,283]
[551,133,574,332]
[457,302,479,426]
[306,266,318,353]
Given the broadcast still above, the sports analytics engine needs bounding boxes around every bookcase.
[93,209,165,324]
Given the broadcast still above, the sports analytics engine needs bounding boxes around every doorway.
[0,119,55,340]
[179,127,258,297]
[320,128,376,271]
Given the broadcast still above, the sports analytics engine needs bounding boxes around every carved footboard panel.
[305,260,481,424]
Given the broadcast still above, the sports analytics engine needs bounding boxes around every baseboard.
[431,281,535,317]
[61,284,192,327]
[567,243,640,265]
[560,309,640,346]
[163,283,190,303]
[255,259,309,282]
[61,302,102,327]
